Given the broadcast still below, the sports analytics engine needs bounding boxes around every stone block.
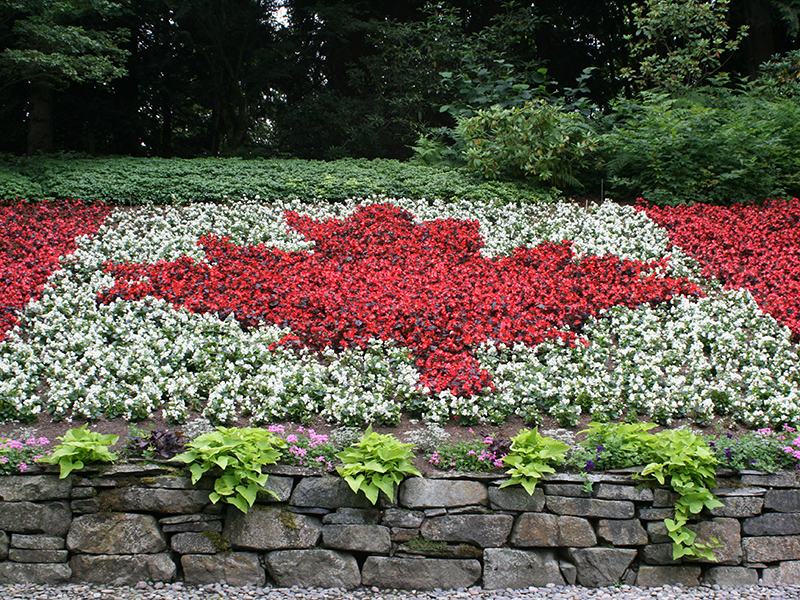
[568,548,637,587]
[743,535,800,563]
[647,522,671,544]
[0,531,7,560]
[97,487,210,514]
[71,498,99,514]
[70,553,175,586]
[8,547,68,563]
[170,532,229,554]
[322,524,391,553]
[653,489,679,507]
[182,553,265,587]
[743,512,800,536]
[322,507,382,525]
[741,472,800,488]
[547,496,634,519]
[0,501,71,536]
[10,534,64,550]
[420,514,513,548]
[0,475,72,502]
[265,549,360,589]
[703,566,759,586]
[290,476,372,509]
[542,483,590,497]
[382,508,424,528]
[0,562,71,584]
[399,479,487,509]
[764,489,800,513]
[638,508,674,520]
[361,557,481,590]
[710,496,764,518]
[67,513,167,555]
[636,565,701,587]
[510,513,595,548]
[488,486,545,512]
[482,548,565,589]
[761,561,800,585]
[259,475,294,503]
[594,484,653,502]
[641,543,676,565]
[560,559,577,585]
[223,506,321,550]
[391,527,419,543]
[160,514,222,533]
[596,519,648,546]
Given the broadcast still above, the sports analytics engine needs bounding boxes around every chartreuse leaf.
[499,428,568,495]
[37,425,119,478]
[176,427,284,513]
[336,427,421,505]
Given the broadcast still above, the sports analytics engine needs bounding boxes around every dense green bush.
[0,157,553,205]
[599,90,800,205]
[455,99,596,189]
[0,165,43,202]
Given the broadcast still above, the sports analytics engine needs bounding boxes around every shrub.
[37,425,119,478]
[455,99,596,189]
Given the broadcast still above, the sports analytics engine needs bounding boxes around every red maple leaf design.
[99,203,702,396]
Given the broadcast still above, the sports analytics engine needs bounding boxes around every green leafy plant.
[636,429,723,561]
[455,99,596,188]
[176,427,286,513]
[707,428,796,473]
[500,428,570,495]
[580,421,657,471]
[36,425,119,478]
[336,426,421,505]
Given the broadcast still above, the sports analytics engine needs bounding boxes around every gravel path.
[2,583,800,600]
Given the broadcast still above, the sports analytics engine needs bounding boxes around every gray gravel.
[1,583,800,600]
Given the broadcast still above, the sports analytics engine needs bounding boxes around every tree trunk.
[27,81,54,155]
[745,0,776,79]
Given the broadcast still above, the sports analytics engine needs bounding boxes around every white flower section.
[0,197,796,428]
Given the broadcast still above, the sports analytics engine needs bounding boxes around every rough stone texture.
[170,532,229,554]
[0,531,7,561]
[361,557,481,590]
[653,489,679,508]
[391,527,420,543]
[560,559,577,585]
[743,535,800,563]
[764,489,800,513]
[568,548,637,587]
[546,496,634,519]
[638,508,674,520]
[223,506,321,550]
[510,513,596,548]
[70,553,175,586]
[322,507,382,525]
[743,512,800,536]
[8,548,69,563]
[646,522,671,544]
[290,476,372,509]
[488,486,545,512]
[710,495,764,518]
[0,501,71,536]
[160,514,223,533]
[0,562,71,584]
[594,484,653,502]
[381,508,424,528]
[0,475,72,502]
[704,566,759,586]
[182,553,265,587]
[541,484,590,498]
[420,514,513,548]
[482,548,565,589]
[399,479,488,509]
[596,519,648,546]
[11,534,65,551]
[761,561,800,585]
[265,549,360,589]
[741,472,800,488]
[259,476,294,502]
[322,524,391,553]
[98,487,210,514]
[636,565,702,587]
[67,513,167,555]
[70,499,99,514]
[690,518,742,565]
[641,543,677,566]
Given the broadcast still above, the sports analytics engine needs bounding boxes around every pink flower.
[0,456,8,464]
[289,445,306,457]
[19,463,27,472]
[268,425,285,433]
[37,437,49,445]
[493,459,504,468]
[286,434,298,443]
[756,428,772,435]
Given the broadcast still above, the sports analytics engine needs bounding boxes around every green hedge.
[0,156,553,205]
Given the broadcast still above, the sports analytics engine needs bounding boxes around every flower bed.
[0,197,799,429]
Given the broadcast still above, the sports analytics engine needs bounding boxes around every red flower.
[100,203,701,395]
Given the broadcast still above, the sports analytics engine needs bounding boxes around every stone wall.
[0,464,799,589]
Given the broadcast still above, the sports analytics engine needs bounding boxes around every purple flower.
[726,432,733,439]
[596,446,604,453]
[724,448,732,459]
[584,460,595,472]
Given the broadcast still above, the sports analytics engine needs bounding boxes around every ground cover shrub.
[0,435,50,475]
[500,428,570,495]
[708,427,796,473]
[599,91,800,205]
[0,157,553,206]
[37,425,118,478]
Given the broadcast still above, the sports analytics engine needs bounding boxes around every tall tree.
[0,0,130,154]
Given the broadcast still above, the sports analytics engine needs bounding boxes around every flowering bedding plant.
[1,196,800,430]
